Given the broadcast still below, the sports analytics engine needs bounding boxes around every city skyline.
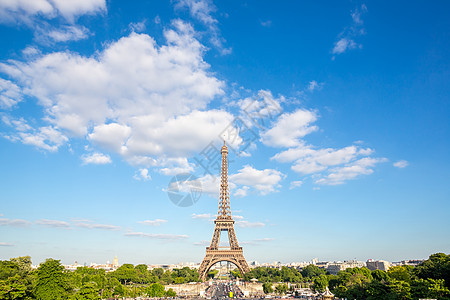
[1,0,449,265]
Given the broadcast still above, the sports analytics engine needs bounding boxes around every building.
[366,259,390,271]
[111,256,119,268]
[326,260,366,275]
[391,259,424,267]
[322,287,334,299]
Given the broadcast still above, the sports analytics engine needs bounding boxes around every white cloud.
[393,160,408,168]
[124,110,233,159]
[88,123,131,153]
[156,157,194,176]
[289,180,303,189]
[174,0,231,55]
[276,145,372,174]
[266,109,384,185]
[331,4,367,57]
[1,21,232,173]
[237,89,283,131]
[352,4,367,25]
[81,152,111,165]
[236,220,265,228]
[191,213,212,219]
[177,174,219,196]
[183,165,284,197]
[230,165,284,195]
[0,0,106,24]
[22,46,41,57]
[233,215,244,220]
[193,240,209,246]
[260,20,272,27]
[0,78,23,109]
[129,20,146,33]
[332,38,358,55]
[74,221,121,230]
[254,237,274,242]
[0,218,31,227]
[272,140,379,181]
[15,126,68,152]
[315,157,387,185]
[0,0,105,44]
[160,165,194,176]
[240,238,274,245]
[124,231,188,240]
[45,25,90,42]
[307,80,323,92]
[234,186,249,197]
[0,242,14,247]
[36,219,70,228]
[138,219,167,226]
[261,109,318,148]
[134,168,151,181]
[50,0,106,21]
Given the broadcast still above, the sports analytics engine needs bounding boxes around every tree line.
[0,257,199,299]
[243,253,450,299]
[1,253,449,299]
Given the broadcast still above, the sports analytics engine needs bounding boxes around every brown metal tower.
[198,141,250,281]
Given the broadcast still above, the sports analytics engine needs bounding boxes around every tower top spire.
[221,140,228,153]
[217,141,231,219]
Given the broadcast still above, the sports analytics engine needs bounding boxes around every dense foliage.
[0,257,200,299]
[240,254,450,299]
[0,253,449,299]
[243,266,303,283]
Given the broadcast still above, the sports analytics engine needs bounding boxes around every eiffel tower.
[198,141,250,281]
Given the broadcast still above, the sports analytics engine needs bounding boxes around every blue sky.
[0,0,449,266]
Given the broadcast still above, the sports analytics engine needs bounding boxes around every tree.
[411,278,450,299]
[387,278,411,300]
[174,276,184,284]
[207,270,218,279]
[160,270,173,284]
[111,264,137,284]
[329,267,372,299]
[145,283,166,297]
[231,269,242,279]
[263,282,273,294]
[275,284,288,295]
[301,265,326,278]
[0,256,34,299]
[72,282,100,300]
[152,268,164,279]
[35,259,70,300]
[10,257,32,273]
[415,253,450,288]
[166,288,177,297]
[312,274,328,293]
[372,269,390,282]
[0,274,28,299]
[388,265,413,283]
[113,283,125,297]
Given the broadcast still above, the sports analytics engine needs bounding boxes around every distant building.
[316,261,329,269]
[366,259,390,271]
[112,256,119,268]
[326,260,366,275]
[249,261,260,267]
[391,259,424,267]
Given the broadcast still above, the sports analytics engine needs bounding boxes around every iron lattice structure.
[198,142,250,281]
